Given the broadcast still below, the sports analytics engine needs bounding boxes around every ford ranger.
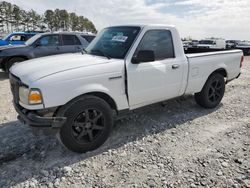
[9,25,244,153]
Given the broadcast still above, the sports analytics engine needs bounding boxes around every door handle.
[172,64,180,69]
[56,46,60,50]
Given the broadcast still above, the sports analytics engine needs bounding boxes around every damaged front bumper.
[14,103,66,129]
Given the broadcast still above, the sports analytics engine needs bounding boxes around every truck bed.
[185,49,242,94]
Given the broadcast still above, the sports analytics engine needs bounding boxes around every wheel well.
[4,56,29,70]
[7,56,29,62]
[84,92,117,111]
[211,68,227,78]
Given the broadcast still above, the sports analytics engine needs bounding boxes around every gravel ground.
[0,57,249,188]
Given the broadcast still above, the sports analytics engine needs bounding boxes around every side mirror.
[131,50,155,64]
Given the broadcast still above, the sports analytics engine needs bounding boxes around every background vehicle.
[236,41,250,55]
[182,41,192,50]
[0,32,37,46]
[226,40,241,49]
[191,40,199,47]
[0,32,95,72]
[9,25,243,153]
[197,38,226,49]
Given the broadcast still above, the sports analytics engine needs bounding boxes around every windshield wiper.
[91,49,111,59]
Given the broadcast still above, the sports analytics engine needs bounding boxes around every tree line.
[0,1,97,34]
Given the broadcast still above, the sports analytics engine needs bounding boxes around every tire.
[57,95,114,153]
[5,57,26,73]
[195,73,225,109]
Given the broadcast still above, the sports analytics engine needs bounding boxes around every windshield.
[199,40,214,45]
[85,26,141,59]
[2,34,11,41]
[25,34,41,45]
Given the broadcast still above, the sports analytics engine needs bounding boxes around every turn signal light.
[29,90,42,104]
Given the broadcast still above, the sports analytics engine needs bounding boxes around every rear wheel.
[195,73,225,108]
[5,57,26,73]
[58,95,114,153]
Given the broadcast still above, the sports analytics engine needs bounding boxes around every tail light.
[240,55,244,68]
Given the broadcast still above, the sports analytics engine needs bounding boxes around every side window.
[134,30,175,61]
[10,35,26,41]
[38,35,60,46]
[62,35,81,45]
[81,35,95,43]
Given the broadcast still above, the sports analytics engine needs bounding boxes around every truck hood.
[10,53,111,84]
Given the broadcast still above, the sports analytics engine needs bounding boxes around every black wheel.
[195,73,225,108]
[57,95,114,153]
[5,57,26,73]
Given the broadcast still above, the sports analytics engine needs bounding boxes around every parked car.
[0,32,95,72]
[182,41,192,50]
[236,41,250,55]
[197,38,226,49]
[0,32,37,46]
[9,25,243,153]
[191,40,199,47]
[226,40,241,49]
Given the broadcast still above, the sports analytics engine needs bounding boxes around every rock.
[54,178,60,187]
[190,183,196,188]
[48,182,54,188]
[221,162,228,167]
[234,158,243,164]
[217,171,223,176]
[157,163,164,168]
[200,180,207,186]
[171,130,177,135]
[243,179,250,188]
[63,166,72,174]
[29,182,36,188]
[40,170,49,177]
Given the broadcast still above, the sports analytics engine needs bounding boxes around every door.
[127,29,185,108]
[61,34,82,53]
[32,34,62,57]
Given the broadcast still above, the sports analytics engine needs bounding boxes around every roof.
[38,32,96,36]
[10,32,38,35]
[106,24,176,29]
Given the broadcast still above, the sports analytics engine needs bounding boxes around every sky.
[5,0,250,40]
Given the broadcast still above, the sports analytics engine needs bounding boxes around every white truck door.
[126,29,185,109]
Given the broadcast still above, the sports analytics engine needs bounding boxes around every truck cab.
[0,32,37,46]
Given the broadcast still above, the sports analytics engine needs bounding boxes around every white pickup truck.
[9,25,244,153]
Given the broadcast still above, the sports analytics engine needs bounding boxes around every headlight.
[19,87,43,105]
[19,86,29,104]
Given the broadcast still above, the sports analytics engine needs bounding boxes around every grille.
[9,74,21,104]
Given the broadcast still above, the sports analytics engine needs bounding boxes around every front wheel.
[58,95,114,153]
[195,73,225,108]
